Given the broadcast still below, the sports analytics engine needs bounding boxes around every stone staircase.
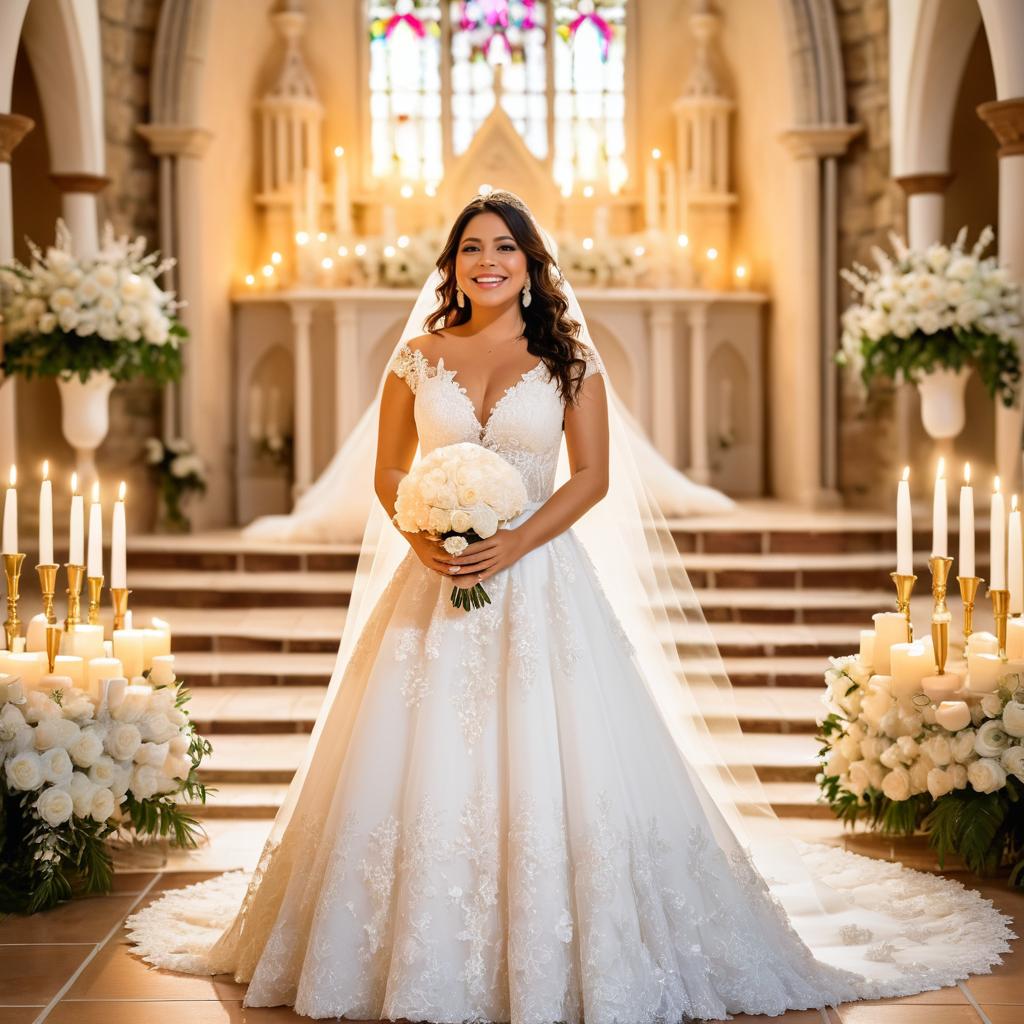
[109,503,990,831]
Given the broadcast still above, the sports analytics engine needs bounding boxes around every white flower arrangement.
[143,437,207,532]
[0,671,211,913]
[0,219,188,385]
[837,226,1023,405]
[819,654,1024,882]
[393,442,527,610]
[553,233,652,288]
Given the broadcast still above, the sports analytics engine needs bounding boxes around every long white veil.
[199,193,1011,992]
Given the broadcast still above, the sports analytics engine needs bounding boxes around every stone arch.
[777,0,846,126]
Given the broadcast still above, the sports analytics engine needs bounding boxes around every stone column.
[332,300,360,447]
[978,98,1024,493]
[290,301,314,497]
[0,112,35,475]
[49,173,108,257]
[648,302,677,466]
[778,124,862,507]
[685,303,710,485]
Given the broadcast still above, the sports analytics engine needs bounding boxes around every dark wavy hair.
[424,191,589,406]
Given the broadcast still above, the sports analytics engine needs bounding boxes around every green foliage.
[852,327,1021,407]
[0,322,186,385]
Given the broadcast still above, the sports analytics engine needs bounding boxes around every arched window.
[367,0,628,191]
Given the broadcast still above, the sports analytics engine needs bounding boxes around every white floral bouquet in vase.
[837,226,1023,438]
[393,442,527,611]
[144,437,207,533]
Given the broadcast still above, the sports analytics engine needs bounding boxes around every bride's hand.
[404,532,457,576]
[439,530,527,589]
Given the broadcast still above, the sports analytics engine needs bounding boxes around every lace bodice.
[390,342,598,502]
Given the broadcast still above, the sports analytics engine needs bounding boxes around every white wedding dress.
[127,342,1014,1022]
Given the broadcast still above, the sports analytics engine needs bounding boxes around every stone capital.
[49,173,110,194]
[136,123,213,158]
[0,113,35,163]
[977,98,1024,157]
[778,123,863,160]
[894,172,954,197]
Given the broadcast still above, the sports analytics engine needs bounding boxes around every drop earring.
[456,286,465,309]
[521,278,531,308]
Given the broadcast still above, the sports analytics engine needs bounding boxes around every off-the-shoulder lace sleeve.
[582,349,602,380]
[389,343,427,394]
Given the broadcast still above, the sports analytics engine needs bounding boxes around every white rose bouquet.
[143,436,207,533]
[0,672,212,914]
[837,226,1022,406]
[393,442,528,611]
[818,653,1024,885]
[0,218,187,386]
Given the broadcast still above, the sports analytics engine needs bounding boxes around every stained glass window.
[368,1,444,183]
[451,2,548,158]
[554,1,627,192]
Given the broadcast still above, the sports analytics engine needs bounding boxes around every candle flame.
[42,460,49,481]
[937,456,945,479]
[996,475,1002,494]
[651,148,662,160]
[1014,495,1019,513]
[91,480,99,503]
[964,462,971,484]
[902,466,910,482]
[334,145,344,157]
[71,472,78,495]
[118,481,126,502]
[8,465,15,488]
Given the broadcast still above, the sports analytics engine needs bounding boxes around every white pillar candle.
[935,700,972,731]
[859,630,876,669]
[53,655,84,690]
[248,384,264,442]
[124,609,133,630]
[967,630,1000,656]
[889,642,938,698]
[967,651,1005,693]
[112,629,145,680]
[991,477,1007,590]
[2,464,16,554]
[37,674,74,696]
[644,148,662,231]
[1007,617,1024,660]
[149,654,176,686]
[87,481,103,578]
[111,481,127,589]
[39,461,53,565]
[69,473,84,565]
[25,614,50,653]
[921,673,963,702]
[871,611,910,674]
[11,637,25,653]
[0,677,24,704]
[112,683,152,722]
[150,616,172,636]
[959,463,975,578]
[896,466,912,575]
[61,625,105,662]
[104,676,128,712]
[5,651,47,689]
[86,657,123,696]
[103,640,113,658]
[1011,497,1023,614]
[142,629,171,669]
[932,457,947,556]
[333,145,352,237]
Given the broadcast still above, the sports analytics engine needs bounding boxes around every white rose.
[144,438,164,464]
[825,748,849,776]
[450,509,473,533]
[443,535,469,556]
[881,766,912,801]
[975,719,1011,758]
[90,787,116,822]
[968,757,1007,794]
[105,722,142,761]
[458,485,480,506]
[848,760,872,796]
[896,735,920,761]
[69,728,105,768]
[950,763,969,788]
[5,750,44,790]
[138,712,178,744]
[838,735,861,761]
[909,757,933,794]
[169,734,189,756]
[927,767,956,798]
[35,786,74,827]
[920,735,952,766]
[1001,744,1024,783]
[860,688,893,730]
[130,764,160,799]
[35,717,80,752]
[951,729,977,763]
[134,741,170,767]
[88,755,116,787]
[470,504,499,539]
[41,747,73,784]
[427,507,451,534]
[879,744,903,769]
[981,693,1005,719]
[1002,701,1024,738]
[859,736,887,760]
[68,771,97,817]
[162,753,192,780]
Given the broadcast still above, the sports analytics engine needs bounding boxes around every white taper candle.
[959,463,975,578]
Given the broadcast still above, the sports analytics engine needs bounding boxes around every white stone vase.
[56,370,116,481]
[916,365,973,440]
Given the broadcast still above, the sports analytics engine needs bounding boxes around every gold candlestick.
[65,564,86,630]
[110,587,131,631]
[45,623,61,674]
[929,555,954,675]
[891,571,917,635]
[958,575,983,643]
[87,576,103,626]
[36,563,58,624]
[991,587,1010,657]
[3,552,25,650]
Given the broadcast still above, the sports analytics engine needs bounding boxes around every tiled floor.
[1,865,1021,1024]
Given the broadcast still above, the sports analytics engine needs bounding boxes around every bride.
[127,191,1013,1022]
